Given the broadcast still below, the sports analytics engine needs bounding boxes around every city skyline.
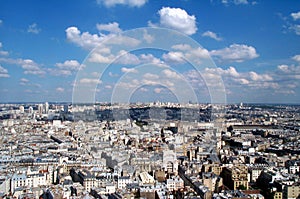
[0,0,300,104]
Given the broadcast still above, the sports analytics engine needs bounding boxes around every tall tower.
[28,106,33,114]
[19,105,24,113]
[44,102,49,114]
[38,104,43,115]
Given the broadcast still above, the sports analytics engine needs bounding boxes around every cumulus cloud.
[116,50,140,65]
[121,67,138,73]
[143,73,159,79]
[66,26,103,49]
[291,11,300,20]
[162,44,210,64]
[162,69,182,79]
[0,50,8,56]
[221,0,255,5]
[27,23,41,34]
[0,42,9,56]
[20,59,44,75]
[163,45,210,65]
[249,71,273,81]
[0,57,44,75]
[88,51,115,63]
[139,54,161,65]
[156,7,197,35]
[292,54,300,62]
[291,25,300,35]
[55,60,82,71]
[96,22,121,33]
[143,30,154,43]
[19,78,30,85]
[202,31,222,41]
[233,0,249,4]
[277,64,300,74]
[0,65,9,78]
[66,25,140,52]
[79,78,102,84]
[162,51,185,64]
[154,87,163,93]
[56,87,65,92]
[210,44,259,62]
[96,0,147,7]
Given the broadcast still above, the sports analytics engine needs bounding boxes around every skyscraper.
[44,102,49,114]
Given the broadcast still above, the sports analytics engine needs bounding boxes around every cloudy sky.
[0,0,299,104]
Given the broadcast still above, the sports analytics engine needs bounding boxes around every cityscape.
[1,0,300,199]
[0,102,300,198]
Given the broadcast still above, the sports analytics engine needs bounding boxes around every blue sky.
[0,0,300,104]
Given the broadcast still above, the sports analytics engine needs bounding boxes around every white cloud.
[154,87,163,93]
[66,25,140,62]
[96,0,147,7]
[20,78,29,83]
[139,54,161,65]
[221,0,252,5]
[66,26,103,49]
[185,47,210,62]
[143,73,159,79]
[20,59,44,75]
[109,72,119,77]
[162,69,182,80]
[0,58,44,75]
[171,44,192,51]
[162,51,185,63]
[0,42,9,56]
[0,58,45,75]
[0,51,9,56]
[210,44,259,62]
[48,69,72,76]
[291,11,300,20]
[236,78,250,85]
[96,22,121,33]
[164,45,210,64]
[291,24,300,35]
[0,65,9,78]
[105,85,112,89]
[55,60,82,71]
[27,23,41,34]
[116,50,140,65]
[19,78,29,85]
[143,30,154,43]
[157,7,197,35]
[121,67,138,73]
[204,66,239,77]
[139,87,148,92]
[56,87,65,92]
[202,31,222,41]
[277,64,300,74]
[292,54,300,62]
[234,0,248,4]
[79,78,102,84]
[277,64,290,73]
[249,71,273,81]
[88,51,115,63]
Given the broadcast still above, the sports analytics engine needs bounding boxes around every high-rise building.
[38,104,43,115]
[64,104,68,113]
[28,106,33,114]
[44,102,49,114]
[19,105,24,113]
